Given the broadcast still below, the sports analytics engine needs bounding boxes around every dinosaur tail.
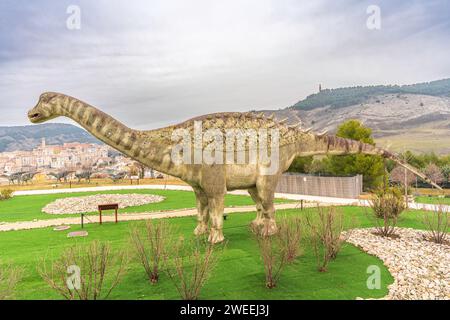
[378,149,443,190]
[322,135,443,190]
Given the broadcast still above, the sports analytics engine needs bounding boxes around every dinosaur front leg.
[207,195,225,244]
[193,187,209,236]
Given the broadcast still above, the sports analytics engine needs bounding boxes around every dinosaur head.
[28,92,61,123]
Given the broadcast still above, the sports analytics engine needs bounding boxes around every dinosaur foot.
[259,219,278,237]
[249,218,265,234]
[208,228,225,244]
[194,223,209,236]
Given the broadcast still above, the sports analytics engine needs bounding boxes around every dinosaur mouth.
[29,112,42,122]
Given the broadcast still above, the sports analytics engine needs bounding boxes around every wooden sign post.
[98,203,119,224]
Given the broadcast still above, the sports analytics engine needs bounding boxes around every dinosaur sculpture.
[47,170,74,183]
[75,170,93,183]
[2,171,26,185]
[28,93,441,243]
[21,171,38,184]
[109,171,127,182]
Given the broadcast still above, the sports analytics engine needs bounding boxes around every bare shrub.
[390,165,415,187]
[276,215,302,263]
[164,237,222,300]
[424,163,444,187]
[251,215,301,288]
[369,187,406,237]
[38,240,128,300]
[423,204,449,244]
[304,206,347,272]
[0,263,22,300]
[129,220,173,283]
[0,189,13,201]
[256,234,288,289]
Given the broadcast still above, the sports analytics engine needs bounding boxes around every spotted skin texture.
[28,93,441,243]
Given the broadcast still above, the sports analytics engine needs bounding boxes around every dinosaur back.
[146,112,308,151]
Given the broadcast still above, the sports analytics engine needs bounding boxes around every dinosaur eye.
[41,93,56,103]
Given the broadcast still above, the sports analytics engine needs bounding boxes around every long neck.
[299,134,442,190]
[59,96,144,161]
[56,96,183,177]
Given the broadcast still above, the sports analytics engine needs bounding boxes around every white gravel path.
[0,203,302,232]
[11,184,449,212]
[11,184,361,205]
[347,228,450,300]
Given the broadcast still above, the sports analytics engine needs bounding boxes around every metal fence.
[275,173,363,199]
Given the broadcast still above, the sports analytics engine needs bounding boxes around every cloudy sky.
[1,0,450,128]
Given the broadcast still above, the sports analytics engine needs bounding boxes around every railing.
[275,173,363,199]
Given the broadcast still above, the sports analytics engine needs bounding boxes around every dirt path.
[0,203,305,232]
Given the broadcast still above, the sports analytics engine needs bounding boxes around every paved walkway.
[0,203,306,232]
[13,184,361,204]
[13,184,448,210]
[3,184,447,233]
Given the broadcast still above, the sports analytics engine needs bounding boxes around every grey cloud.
[0,0,449,129]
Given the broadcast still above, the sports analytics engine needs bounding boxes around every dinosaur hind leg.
[257,185,278,236]
[207,194,225,244]
[247,185,278,236]
[193,187,209,236]
[248,187,264,232]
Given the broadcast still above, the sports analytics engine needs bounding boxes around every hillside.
[291,78,450,111]
[265,79,450,154]
[0,123,101,152]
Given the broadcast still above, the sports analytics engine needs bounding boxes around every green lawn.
[415,196,450,205]
[2,205,439,300]
[1,192,442,300]
[0,189,286,223]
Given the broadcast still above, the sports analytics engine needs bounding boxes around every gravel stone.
[346,228,449,300]
[43,194,165,214]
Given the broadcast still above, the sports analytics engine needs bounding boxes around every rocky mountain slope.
[0,123,101,152]
[296,94,450,154]
[264,79,450,154]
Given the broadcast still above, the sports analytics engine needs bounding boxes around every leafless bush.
[0,189,13,201]
[390,165,415,187]
[423,204,449,244]
[276,215,302,263]
[129,220,173,283]
[38,240,128,300]
[304,206,347,272]
[0,263,22,300]
[164,237,223,300]
[424,163,444,187]
[256,233,288,289]
[369,188,406,237]
[251,215,301,288]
